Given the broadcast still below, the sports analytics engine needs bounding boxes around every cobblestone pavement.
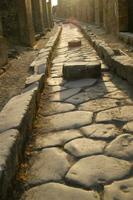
[21,24,133,200]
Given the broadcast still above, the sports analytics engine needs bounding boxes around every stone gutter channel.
[0,25,62,199]
[73,21,133,85]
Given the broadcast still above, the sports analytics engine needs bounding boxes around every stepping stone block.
[68,39,81,47]
[63,61,101,80]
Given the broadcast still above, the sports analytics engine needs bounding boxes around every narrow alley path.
[21,24,133,200]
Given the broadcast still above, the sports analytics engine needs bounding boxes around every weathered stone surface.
[22,183,100,200]
[123,121,133,133]
[64,79,97,89]
[47,77,65,86]
[80,124,120,140]
[79,98,119,112]
[105,134,133,159]
[66,84,105,105]
[63,61,101,80]
[0,36,8,67]
[25,74,44,87]
[50,88,81,102]
[35,130,82,149]
[34,59,47,74]
[96,106,133,123]
[28,148,71,183]
[40,111,93,132]
[104,90,128,99]
[104,177,133,200]
[66,155,131,187]
[0,129,20,197]
[47,86,66,93]
[64,138,106,158]
[40,102,75,116]
[0,90,36,133]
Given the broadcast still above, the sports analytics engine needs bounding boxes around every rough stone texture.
[0,129,20,198]
[28,148,71,183]
[104,90,128,99]
[80,124,120,140]
[79,98,119,112]
[40,111,93,132]
[35,130,82,149]
[64,138,106,158]
[25,74,44,91]
[0,36,8,68]
[66,155,131,187]
[39,102,75,116]
[123,121,133,133]
[64,79,97,88]
[63,61,101,80]
[22,183,100,200]
[49,88,81,102]
[104,177,133,200]
[96,106,133,123]
[47,77,65,86]
[105,134,133,160]
[0,90,36,133]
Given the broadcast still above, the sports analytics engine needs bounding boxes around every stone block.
[63,61,101,80]
[0,90,36,134]
[68,39,81,48]
[0,129,20,199]
[0,36,8,68]
[25,74,44,90]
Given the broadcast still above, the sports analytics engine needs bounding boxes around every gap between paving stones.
[0,26,62,199]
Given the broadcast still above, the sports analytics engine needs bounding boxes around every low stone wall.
[0,25,62,199]
[77,22,133,85]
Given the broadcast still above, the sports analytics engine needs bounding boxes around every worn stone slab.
[0,90,36,133]
[79,98,119,112]
[63,61,101,80]
[47,77,65,86]
[34,59,47,74]
[0,129,20,198]
[40,111,93,132]
[80,124,120,140]
[47,86,66,93]
[50,88,81,102]
[123,121,133,133]
[28,148,71,183]
[22,183,100,200]
[66,155,131,188]
[104,90,128,99]
[96,106,133,123]
[64,138,106,158]
[64,79,97,89]
[104,177,133,200]
[105,134,133,159]
[25,74,44,89]
[39,102,75,116]
[66,84,105,105]
[35,130,82,149]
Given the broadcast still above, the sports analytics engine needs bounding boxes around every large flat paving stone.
[79,98,119,112]
[39,102,75,116]
[66,84,105,105]
[22,183,100,200]
[64,79,97,89]
[123,121,133,133]
[64,138,106,158]
[41,111,93,132]
[80,124,120,140]
[35,130,82,149]
[96,106,133,123]
[63,61,101,80]
[105,134,133,160]
[50,88,81,102]
[28,148,71,183]
[104,177,133,200]
[65,155,132,188]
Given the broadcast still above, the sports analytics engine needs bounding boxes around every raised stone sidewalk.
[21,24,133,200]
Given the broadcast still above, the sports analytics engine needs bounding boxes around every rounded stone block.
[65,155,132,188]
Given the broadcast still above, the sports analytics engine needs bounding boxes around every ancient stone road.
[21,24,133,200]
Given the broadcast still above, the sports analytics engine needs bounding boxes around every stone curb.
[0,26,62,199]
[75,22,133,85]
